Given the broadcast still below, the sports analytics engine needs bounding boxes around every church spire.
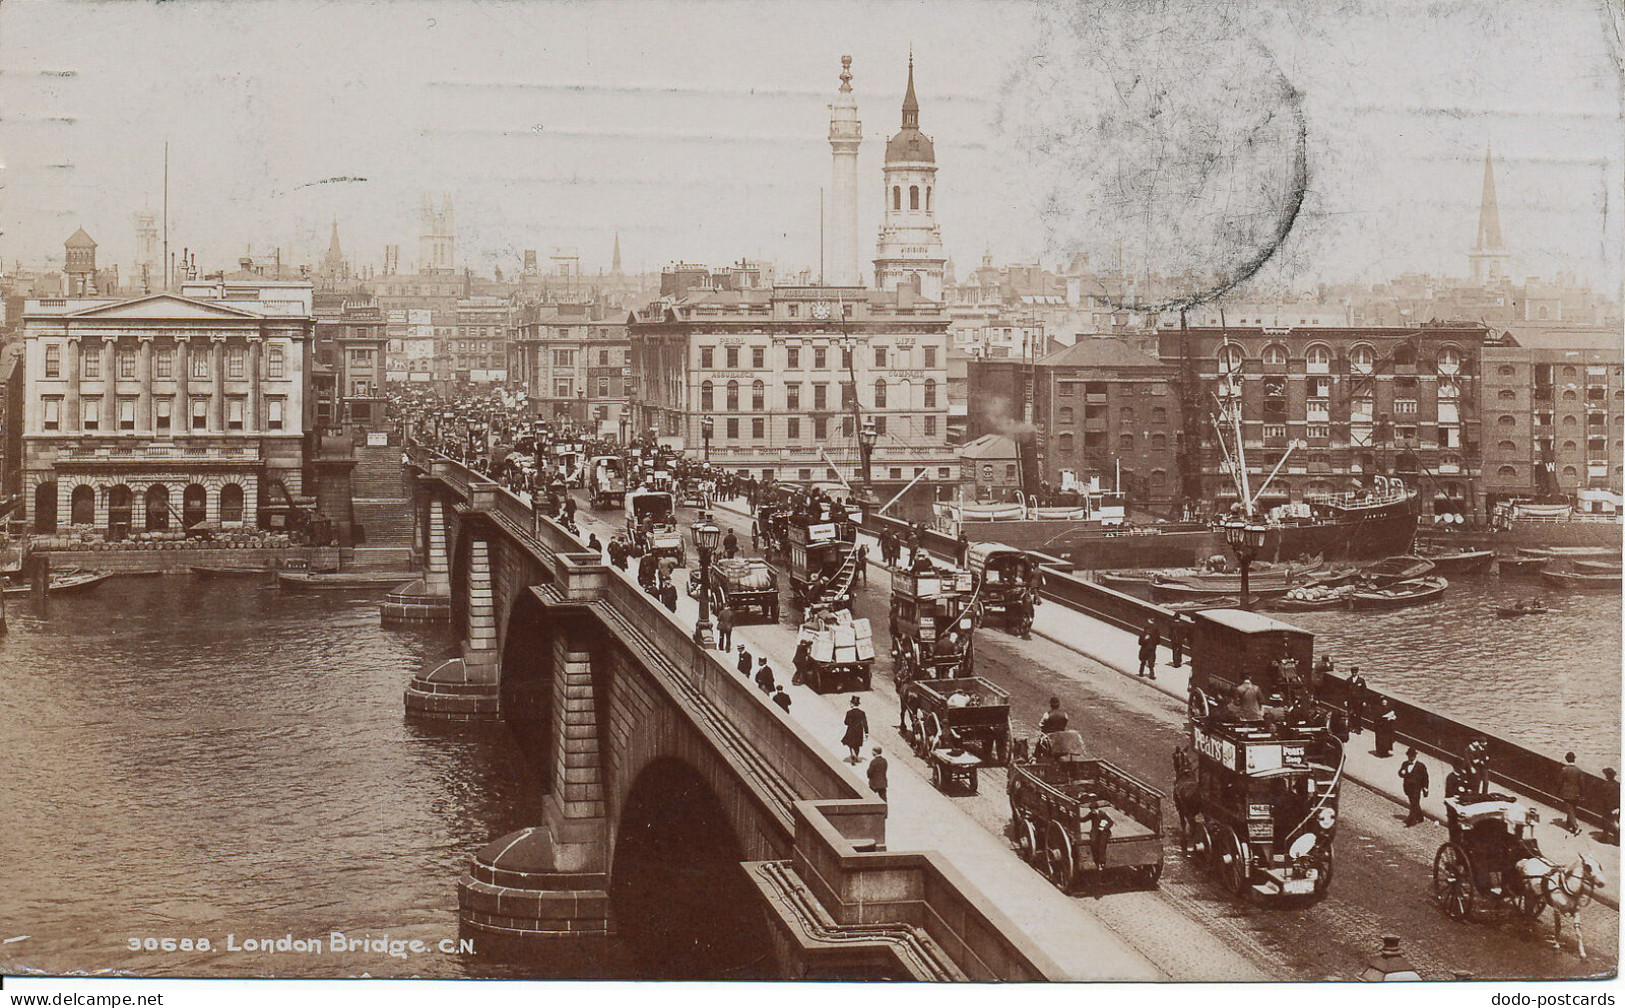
[901,49,919,129]
[327,218,343,260]
[1475,145,1503,250]
[611,231,623,275]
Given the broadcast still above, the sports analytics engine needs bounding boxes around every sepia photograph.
[0,0,1620,999]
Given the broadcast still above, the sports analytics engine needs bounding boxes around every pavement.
[700,494,1621,913]
[566,500,1170,982]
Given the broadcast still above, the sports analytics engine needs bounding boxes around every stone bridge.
[390,448,1060,981]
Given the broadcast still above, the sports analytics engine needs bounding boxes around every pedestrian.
[866,745,888,801]
[587,533,602,554]
[841,696,868,764]
[750,519,760,552]
[736,644,752,676]
[1398,747,1430,826]
[723,529,739,559]
[1234,674,1263,721]
[659,579,678,612]
[1346,666,1368,734]
[1465,736,1491,794]
[715,605,734,651]
[1169,615,1186,668]
[1136,626,1158,678]
[772,686,793,713]
[1039,696,1068,734]
[1559,751,1584,835]
[956,534,969,566]
[755,659,775,694]
[854,543,868,585]
[1373,698,1397,757]
[1444,759,1474,838]
[1603,768,1619,845]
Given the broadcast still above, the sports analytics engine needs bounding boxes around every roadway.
[570,490,1618,981]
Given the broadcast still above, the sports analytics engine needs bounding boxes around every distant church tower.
[420,194,455,273]
[133,212,159,294]
[1469,146,1511,284]
[64,227,98,295]
[873,54,945,300]
[827,55,862,287]
[611,231,624,276]
[322,218,350,286]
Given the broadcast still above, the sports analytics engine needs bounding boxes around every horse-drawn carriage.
[1009,753,1165,890]
[1177,609,1343,899]
[792,608,875,693]
[786,509,858,610]
[897,677,1011,777]
[1432,795,1607,957]
[586,455,627,509]
[888,561,977,682]
[966,543,1040,637]
[626,488,684,565]
[704,557,779,623]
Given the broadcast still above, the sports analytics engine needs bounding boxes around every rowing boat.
[1348,575,1449,610]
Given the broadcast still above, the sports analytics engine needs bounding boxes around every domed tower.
[873,53,945,300]
[827,55,862,287]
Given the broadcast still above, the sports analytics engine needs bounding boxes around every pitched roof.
[1036,337,1166,370]
[957,433,1020,459]
[1497,325,1622,354]
[64,227,96,248]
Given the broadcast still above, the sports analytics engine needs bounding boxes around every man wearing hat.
[736,645,752,676]
[866,745,888,801]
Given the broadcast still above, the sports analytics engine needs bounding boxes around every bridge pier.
[459,628,612,962]
[380,483,453,623]
[405,523,500,719]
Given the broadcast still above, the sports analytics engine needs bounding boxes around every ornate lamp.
[692,521,723,647]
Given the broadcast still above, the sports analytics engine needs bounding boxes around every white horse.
[1514,852,1607,958]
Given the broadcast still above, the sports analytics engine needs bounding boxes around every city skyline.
[0,0,1618,295]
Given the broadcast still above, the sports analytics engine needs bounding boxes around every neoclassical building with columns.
[20,284,312,537]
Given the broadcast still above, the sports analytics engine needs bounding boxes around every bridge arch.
[499,589,556,790]
[610,756,777,980]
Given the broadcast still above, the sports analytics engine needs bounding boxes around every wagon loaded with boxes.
[794,610,875,693]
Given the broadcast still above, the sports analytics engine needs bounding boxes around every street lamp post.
[857,419,878,501]
[693,520,722,647]
[1223,520,1270,611]
[701,416,713,463]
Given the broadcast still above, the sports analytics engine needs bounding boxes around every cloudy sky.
[1,0,1619,295]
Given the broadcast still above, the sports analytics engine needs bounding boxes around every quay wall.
[36,546,343,575]
[855,511,1615,826]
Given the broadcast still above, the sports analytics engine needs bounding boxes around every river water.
[1285,572,1621,769]
[0,576,549,979]
[0,571,1617,980]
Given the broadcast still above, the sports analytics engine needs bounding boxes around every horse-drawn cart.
[1009,755,1165,890]
[897,677,1011,773]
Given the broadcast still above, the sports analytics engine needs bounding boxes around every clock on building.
[810,301,832,319]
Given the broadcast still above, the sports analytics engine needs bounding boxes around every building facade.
[21,283,313,536]
[872,57,945,301]
[509,302,631,435]
[1480,326,1624,505]
[1154,323,1490,516]
[453,296,511,382]
[628,275,956,486]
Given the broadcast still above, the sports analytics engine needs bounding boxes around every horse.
[1514,851,1607,958]
[1171,745,1200,849]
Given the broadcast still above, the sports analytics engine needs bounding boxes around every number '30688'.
[127,937,212,951]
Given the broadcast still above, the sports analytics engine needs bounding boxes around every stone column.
[248,335,263,432]
[174,337,190,432]
[65,337,82,433]
[137,336,154,432]
[211,336,227,431]
[462,535,498,676]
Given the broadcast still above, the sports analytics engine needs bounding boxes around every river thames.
[0,571,1617,979]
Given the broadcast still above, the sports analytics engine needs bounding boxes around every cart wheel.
[907,706,930,758]
[1516,883,1545,919]
[930,762,942,790]
[1015,816,1040,864]
[1145,862,1164,886]
[1311,857,1334,898]
[1043,820,1077,892]
[1217,826,1250,897]
[1189,821,1213,868]
[1432,842,1474,919]
[924,712,945,752]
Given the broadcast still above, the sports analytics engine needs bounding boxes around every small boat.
[1572,559,1623,574]
[1268,583,1359,612]
[1539,569,1623,591]
[1495,603,1549,618]
[1517,546,1622,561]
[0,569,116,596]
[1348,575,1449,610]
[1360,555,1438,585]
[1415,547,1495,574]
[276,570,412,590]
[1497,556,1548,575]
[1149,579,1294,603]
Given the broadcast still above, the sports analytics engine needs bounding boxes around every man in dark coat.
[866,745,888,801]
[842,697,868,764]
[722,529,739,559]
[1373,698,1397,757]
[1137,624,1158,678]
[1346,667,1369,734]
[1444,759,1474,838]
[754,659,775,694]
[1398,747,1430,826]
[736,645,753,676]
[715,605,734,651]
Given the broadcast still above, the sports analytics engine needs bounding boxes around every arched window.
[1562,465,1578,478]
[145,484,170,531]
[1057,432,1075,454]
[909,185,920,210]
[725,380,739,411]
[1498,415,1516,426]
[70,485,95,526]
[700,380,714,412]
[874,379,888,408]
[183,484,208,529]
[1262,343,1288,366]
[1151,433,1167,449]
[1349,344,1375,373]
[1150,469,1167,489]
[1539,306,1550,320]
[219,483,245,524]
[1118,433,1134,450]
[1498,389,1517,400]
[108,484,133,540]
[33,482,57,533]
[1119,405,1135,421]
[1218,344,1244,374]
[1392,344,1415,366]
[892,186,901,211]
[751,380,765,411]
[1436,345,1461,374]
[1498,365,1516,376]
[1305,344,1332,373]
[1562,440,1578,451]
[1562,414,1578,426]
[924,379,937,408]
[1497,465,1518,478]
[925,186,932,211]
[1058,406,1074,424]
[1562,365,1577,377]
[1497,440,1517,451]
[898,379,911,408]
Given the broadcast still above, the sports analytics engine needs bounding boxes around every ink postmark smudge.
[998,2,1310,312]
